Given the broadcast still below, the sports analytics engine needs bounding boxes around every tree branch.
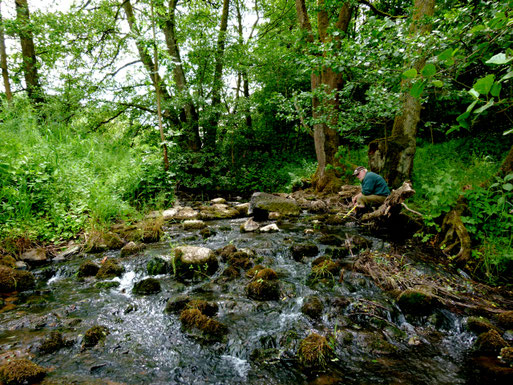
[357,0,406,19]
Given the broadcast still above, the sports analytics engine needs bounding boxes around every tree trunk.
[368,0,435,189]
[162,0,201,151]
[235,0,252,130]
[0,1,12,104]
[499,144,513,177]
[15,0,44,106]
[204,0,230,150]
[295,0,352,193]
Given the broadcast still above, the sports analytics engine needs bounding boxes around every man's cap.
[353,166,365,176]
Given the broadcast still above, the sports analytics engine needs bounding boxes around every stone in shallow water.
[132,277,161,295]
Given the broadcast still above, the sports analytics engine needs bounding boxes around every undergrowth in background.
[412,138,513,284]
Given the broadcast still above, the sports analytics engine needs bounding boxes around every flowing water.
[0,208,483,384]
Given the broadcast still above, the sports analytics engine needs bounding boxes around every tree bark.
[0,1,12,104]
[204,0,230,150]
[499,144,513,178]
[368,0,435,189]
[15,0,44,106]
[162,0,201,151]
[295,0,352,193]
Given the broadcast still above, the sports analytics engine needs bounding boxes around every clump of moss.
[186,299,219,317]
[220,266,240,281]
[120,217,164,243]
[0,255,16,268]
[497,311,513,329]
[396,289,435,315]
[179,309,228,340]
[246,268,280,301]
[95,281,120,290]
[297,333,334,368]
[246,264,266,278]
[499,347,513,366]
[164,295,191,314]
[82,325,109,348]
[77,260,100,278]
[473,329,508,355]
[147,257,170,275]
[309,257,340,282]
[217,244,237,261]
[466,316,497,334]
[227,251,253,270]
[290,243,319,261]
[0,358,46,385]
[0,266,35,293]
[301,296,324,319]
[132,278,161,295]
[39,331,66,355]
[95,259,124,279]
[85,230,125,252]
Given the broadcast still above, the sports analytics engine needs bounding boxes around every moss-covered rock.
[0,255,16,268]
[319,234,344,246]
[0,266,35,293]
[199,204,240,220]
[164,295,191,314]
[85,230,125,252]
[147,257,170,275]
[250,348,282,365]
[500,346,513,366]
[474,329,509,355]
[120,241,145,257]
[249,192,300,220]
[132,278,161,295]
[118,217,164,243]
[0,358,46,385]
[396,289,435,315]
[39,331,66,355]
[95,281,120,290]
[82,325,109,348]
[179,308,228,341]
[246,268,280,301]
[77,260,100,278]
[466,316,498,334]
[183,220,207,230]
[290,243,319,261]
[220,266,240,281]
[310,257,340,280]
[227,251,253,270]
[301,296,324,319]
[217,244,237,261]
[186,299,219,317]
[497,311,513,330]
[297,333,333,368]
[95,259,124,279]
[246,264,266,278]
[200,227,216,238]
[173,246,218,279]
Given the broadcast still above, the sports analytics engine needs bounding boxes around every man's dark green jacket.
[361,172,390,196]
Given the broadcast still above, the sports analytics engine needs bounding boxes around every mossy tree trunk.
[499,144,513,177]
[0,2,12,105]
[295,0,352,193]
[368,0,435,189]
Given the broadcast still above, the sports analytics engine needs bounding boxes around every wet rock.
[163,206,199,221]
[39,331,66,355]
[246,268,280,301]
[54,244,81,261]
[0,255,17,268]
[226,251,253,270]
[470,356,513,383]
[301,296,324,319]
[77,260,100,278]
[249,192,300,221]
[200,227,216,238]
[234,202,250,217]
[0,358,46,385]
[186,299,219,317]
[260,223,280,233]
[309,257,340,282]
[500,346,513,366]
[147,257,171,275]
[348,235,372,252]
[95,281,120,290]
[183,220,207,230]
[20,248,48,265]
[132,278,161,295]
[220,266,240,281]
[217,244,237,261]
[199,204,240,220]
[120,241,145,257]
[95,259,124,279]
[396,288,435,315]
[0,266,35,293]
[82,325,109,348]
[240,218,260,232]
[246,264,266,278]
[164,295,191,314]
[179,308,228,341]
[309,200,328,213]
[211,198,226,204]
[319,234,344,246]
[497,311,513,329]
[466,316,498,334]
[332,296,351,310]
[173,246,218,278]
[250,348,282,365]
[269,212,281,220]
[297,333,333,368]
[473,329,509,355]
[290,243,319,261]
[325,247,349,259]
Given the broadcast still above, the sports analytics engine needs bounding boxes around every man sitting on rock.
[351,166,390,212]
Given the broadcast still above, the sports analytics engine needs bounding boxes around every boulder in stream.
[249,192,300,220]
[77,260,100,278]
[473,329,509,355]
[183,220,206,230]
[297,333,333,368]
[260,223,280,233]
[246,268,280,301]
[173,246,218,278]
[120,241,145,257]
[301,296,324,319]
[0,358,47,385]
[179,308,228,341]
[199,204,240,220]
[497,311,513,330]
[39,331,67,355]
[0,266,35,293]
[20,247,48,266]
[290,243,319,261]
[95,259,124,279]
[132,278,161,295]
[147,257,171,275]
[396,288,435,315]
[465,316,499,334]
[240,218,260,232]
[82,325,109,349]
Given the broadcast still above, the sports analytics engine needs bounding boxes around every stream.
[0,201,506,384]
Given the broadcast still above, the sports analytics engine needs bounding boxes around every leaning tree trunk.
[15,0,44,106]
[295,0,352,193]
[368,0,435,189]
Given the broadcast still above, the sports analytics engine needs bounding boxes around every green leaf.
[504,174,513,182]
[486,53,513,65]
[473,74,495,95]
[468,88,480,99]
[456,111,470,129]
[445,125,460,135]
[409,80,426,98]
[503,183,513,191]
[474,100,494,114]
[500,71,513,82]
[402,68,417,79]
[504,128,513,135]
[470,24,486,34]
[432,80,443,87]
[466,99,478,112]
[438,48,453,62]
[421,63,436,78]
[490,82,502,97]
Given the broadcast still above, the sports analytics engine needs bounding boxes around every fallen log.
[361,181,416,222]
